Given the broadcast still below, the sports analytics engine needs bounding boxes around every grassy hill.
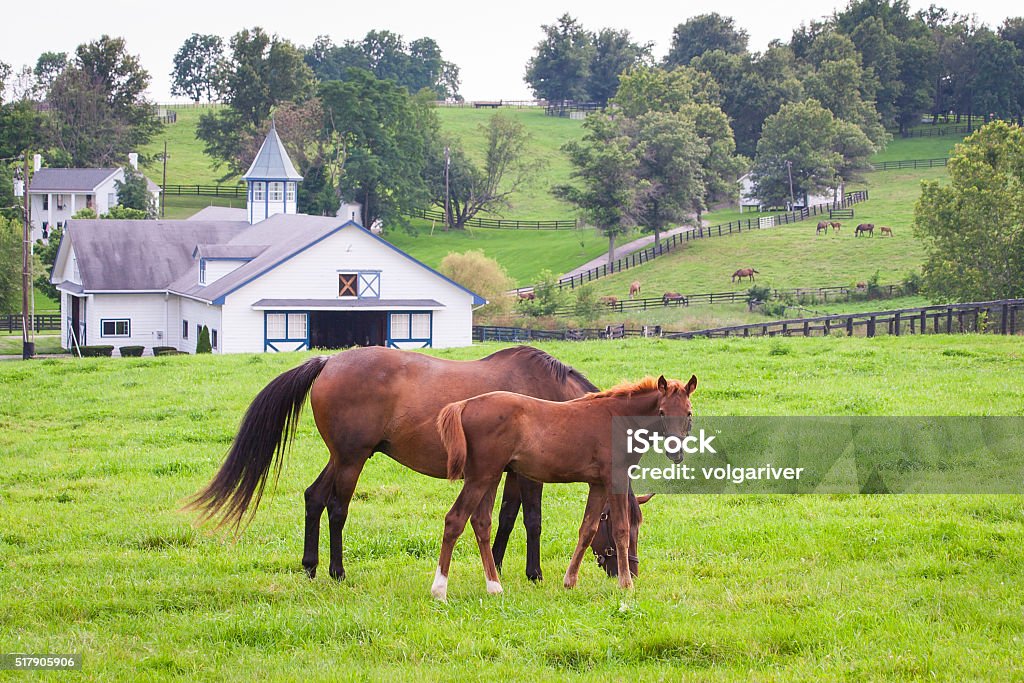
[1,338,1022,678]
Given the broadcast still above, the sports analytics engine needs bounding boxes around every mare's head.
[591,493,654,577]
[655,374,698,463]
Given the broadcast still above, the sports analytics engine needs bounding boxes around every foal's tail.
[437,401,469,481]
[184,355,331,531]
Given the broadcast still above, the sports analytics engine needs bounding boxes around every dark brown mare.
[662,292,687,306]
[431,375,697,600]
[816,221,829,236]
[187,346,616,582]
[855,223,874,237]
[732,268,759,283]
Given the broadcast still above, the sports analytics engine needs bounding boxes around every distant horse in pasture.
[831,222,841,233]
[816,221,829,236]
[517,291,535,301]
[186,346,629,584]
[855,223,874,237]
[600,296,618,307]
[629,281,642,298]
[662,292,687,306]
[431,374,697,600]
[732,268,759,283]
[880,226,893,237]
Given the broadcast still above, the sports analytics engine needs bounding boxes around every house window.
[286,182,296,201]
[42,195,49,210]
[211,329,218,349]
[56,195,66,210]
[86,194,94,209]
[252,182,265,201]
[269,182,283,201]
[108,192,116,207]
[338,273,358,297]
[390,313,431,342]
[100,319,130,337]
[182,320,189,340]
[199,260,206,284]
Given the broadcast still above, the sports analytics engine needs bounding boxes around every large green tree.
[170,34,225,102]
[555,112,639,266]
[0,216,21,314]
[664,13,749,67]
[524,14,594,101]
[114,165,156,217]
[914,121,1024,301]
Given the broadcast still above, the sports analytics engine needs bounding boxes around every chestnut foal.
[432,375,697,601]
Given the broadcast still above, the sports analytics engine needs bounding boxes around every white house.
[50,127,484,355]
[739,173,841,212]
[27,153,161,241]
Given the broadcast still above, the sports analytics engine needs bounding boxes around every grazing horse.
[629,280,642,298]
[432,375,697,600]
[517,291,535,301]
[816,221,829,236]
[662,292,687,306]
[831,222,841,233]
[592,493,654,577]
[187,346,623,583]
[855,223,874,237]
[732,268,759,283]
[880,226,893,237]
[600,296,618,307]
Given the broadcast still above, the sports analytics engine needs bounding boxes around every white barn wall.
[221,226,475,353]
[179,298,223,354]
[87,293,168,354]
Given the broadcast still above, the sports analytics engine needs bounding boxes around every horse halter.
[592,511,639,574]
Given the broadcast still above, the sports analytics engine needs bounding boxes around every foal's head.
[591,493,654,577]
[656,374,698,463]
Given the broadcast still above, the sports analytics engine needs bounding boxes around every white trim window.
[286,182,296,202]
[390,312,431,341]
[269,182,284,202]
[252,182,265,201]
[100,319,130,337]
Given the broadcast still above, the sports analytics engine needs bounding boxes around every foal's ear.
[636,493,655,505]
[657,375,668,393]
[685,374,698,394]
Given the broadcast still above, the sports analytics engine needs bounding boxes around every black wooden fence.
[666,299,1024,340]
[870,157,949,171]
[900,125,970,138]
[404,207,577,230]
[521,191,870,294]
[0,314,60,333]
[162,184,247,199]
[474,299,1024,343]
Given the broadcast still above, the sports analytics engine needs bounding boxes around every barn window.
[269,182,283,201]
[199,259,206,284]
[266,312,308,343]
[182,320,189,340]
[358,272,380,298]
[211,328,218,349]
[100,319,130,337]
[252,182,265,201]
[389,312,431,342]
[286,182,296,201]
[338,273,358,297]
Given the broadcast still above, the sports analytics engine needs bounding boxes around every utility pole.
[443,145,451,232]
[786,160,795,210]
[21,150,34,360]
[161,140,168,218]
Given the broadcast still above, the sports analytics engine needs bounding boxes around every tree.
[427,113,543,229]
[630,111,707,245]
[555,112,638,267]
[114,166,156,217]
[0,216,21,314]
[524,14,594,101]
[196,325,213,353]
[171,34,225,102]
[913,121,1024,301]
[611,65,719,117]
[34,52,67,93]
[44,36,160,166]
[319,70,440,231]
[103,206,149,219]
[752,100,846,208]
[438,250,514,317]
[586,29,653,104]
[35,225,62,301]
[664,13,749,67]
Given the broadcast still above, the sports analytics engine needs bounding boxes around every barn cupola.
[243,119,303,225]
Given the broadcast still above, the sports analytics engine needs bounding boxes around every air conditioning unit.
[155,330,164,340]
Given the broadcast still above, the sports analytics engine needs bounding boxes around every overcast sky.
[2,0,1016,102]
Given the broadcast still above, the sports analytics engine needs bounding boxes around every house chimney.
[128,153,139,170]
[33,154,41,172]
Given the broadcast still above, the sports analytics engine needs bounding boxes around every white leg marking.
[430,566,448,602]
[486,579,503,595]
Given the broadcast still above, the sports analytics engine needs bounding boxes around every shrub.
[573,285,604,322]
[152,346,177,356]
[519,269,566,317]
[866,270,883,299]
[438,250,515,317]
[80,345,114,357]
[196,326,212,354]
[747,284,771,303]
[902,270,923,295]
[119,345,144,357]
[72,207,97,219]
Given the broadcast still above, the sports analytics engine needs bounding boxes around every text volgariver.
[628,463,805,484]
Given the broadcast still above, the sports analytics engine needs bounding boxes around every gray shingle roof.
[186,206,248,222]
[242,122,303,181]
[65,219,249,291]
[29,168,119,193]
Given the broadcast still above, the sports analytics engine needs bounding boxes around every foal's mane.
[483,346,600,392]
[582,376,682,400]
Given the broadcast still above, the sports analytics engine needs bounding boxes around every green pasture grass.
[141,106,236,187]
[161,195,247,220]
[582,167,943,299]
[0,334,62,355]
[0,337,1022,679]
[870,132,966,163]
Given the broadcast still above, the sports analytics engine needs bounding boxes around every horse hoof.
[526,570,543,583]
[303,565,317,579]
[563,573,577,589]
[486,580,503,595]
[329,566,346,581]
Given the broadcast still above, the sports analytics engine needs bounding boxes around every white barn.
[27,154,161,241]
[738,173,841,212]
[50,128,484,355]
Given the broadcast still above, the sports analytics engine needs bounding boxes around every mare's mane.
[482,346,599,393]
